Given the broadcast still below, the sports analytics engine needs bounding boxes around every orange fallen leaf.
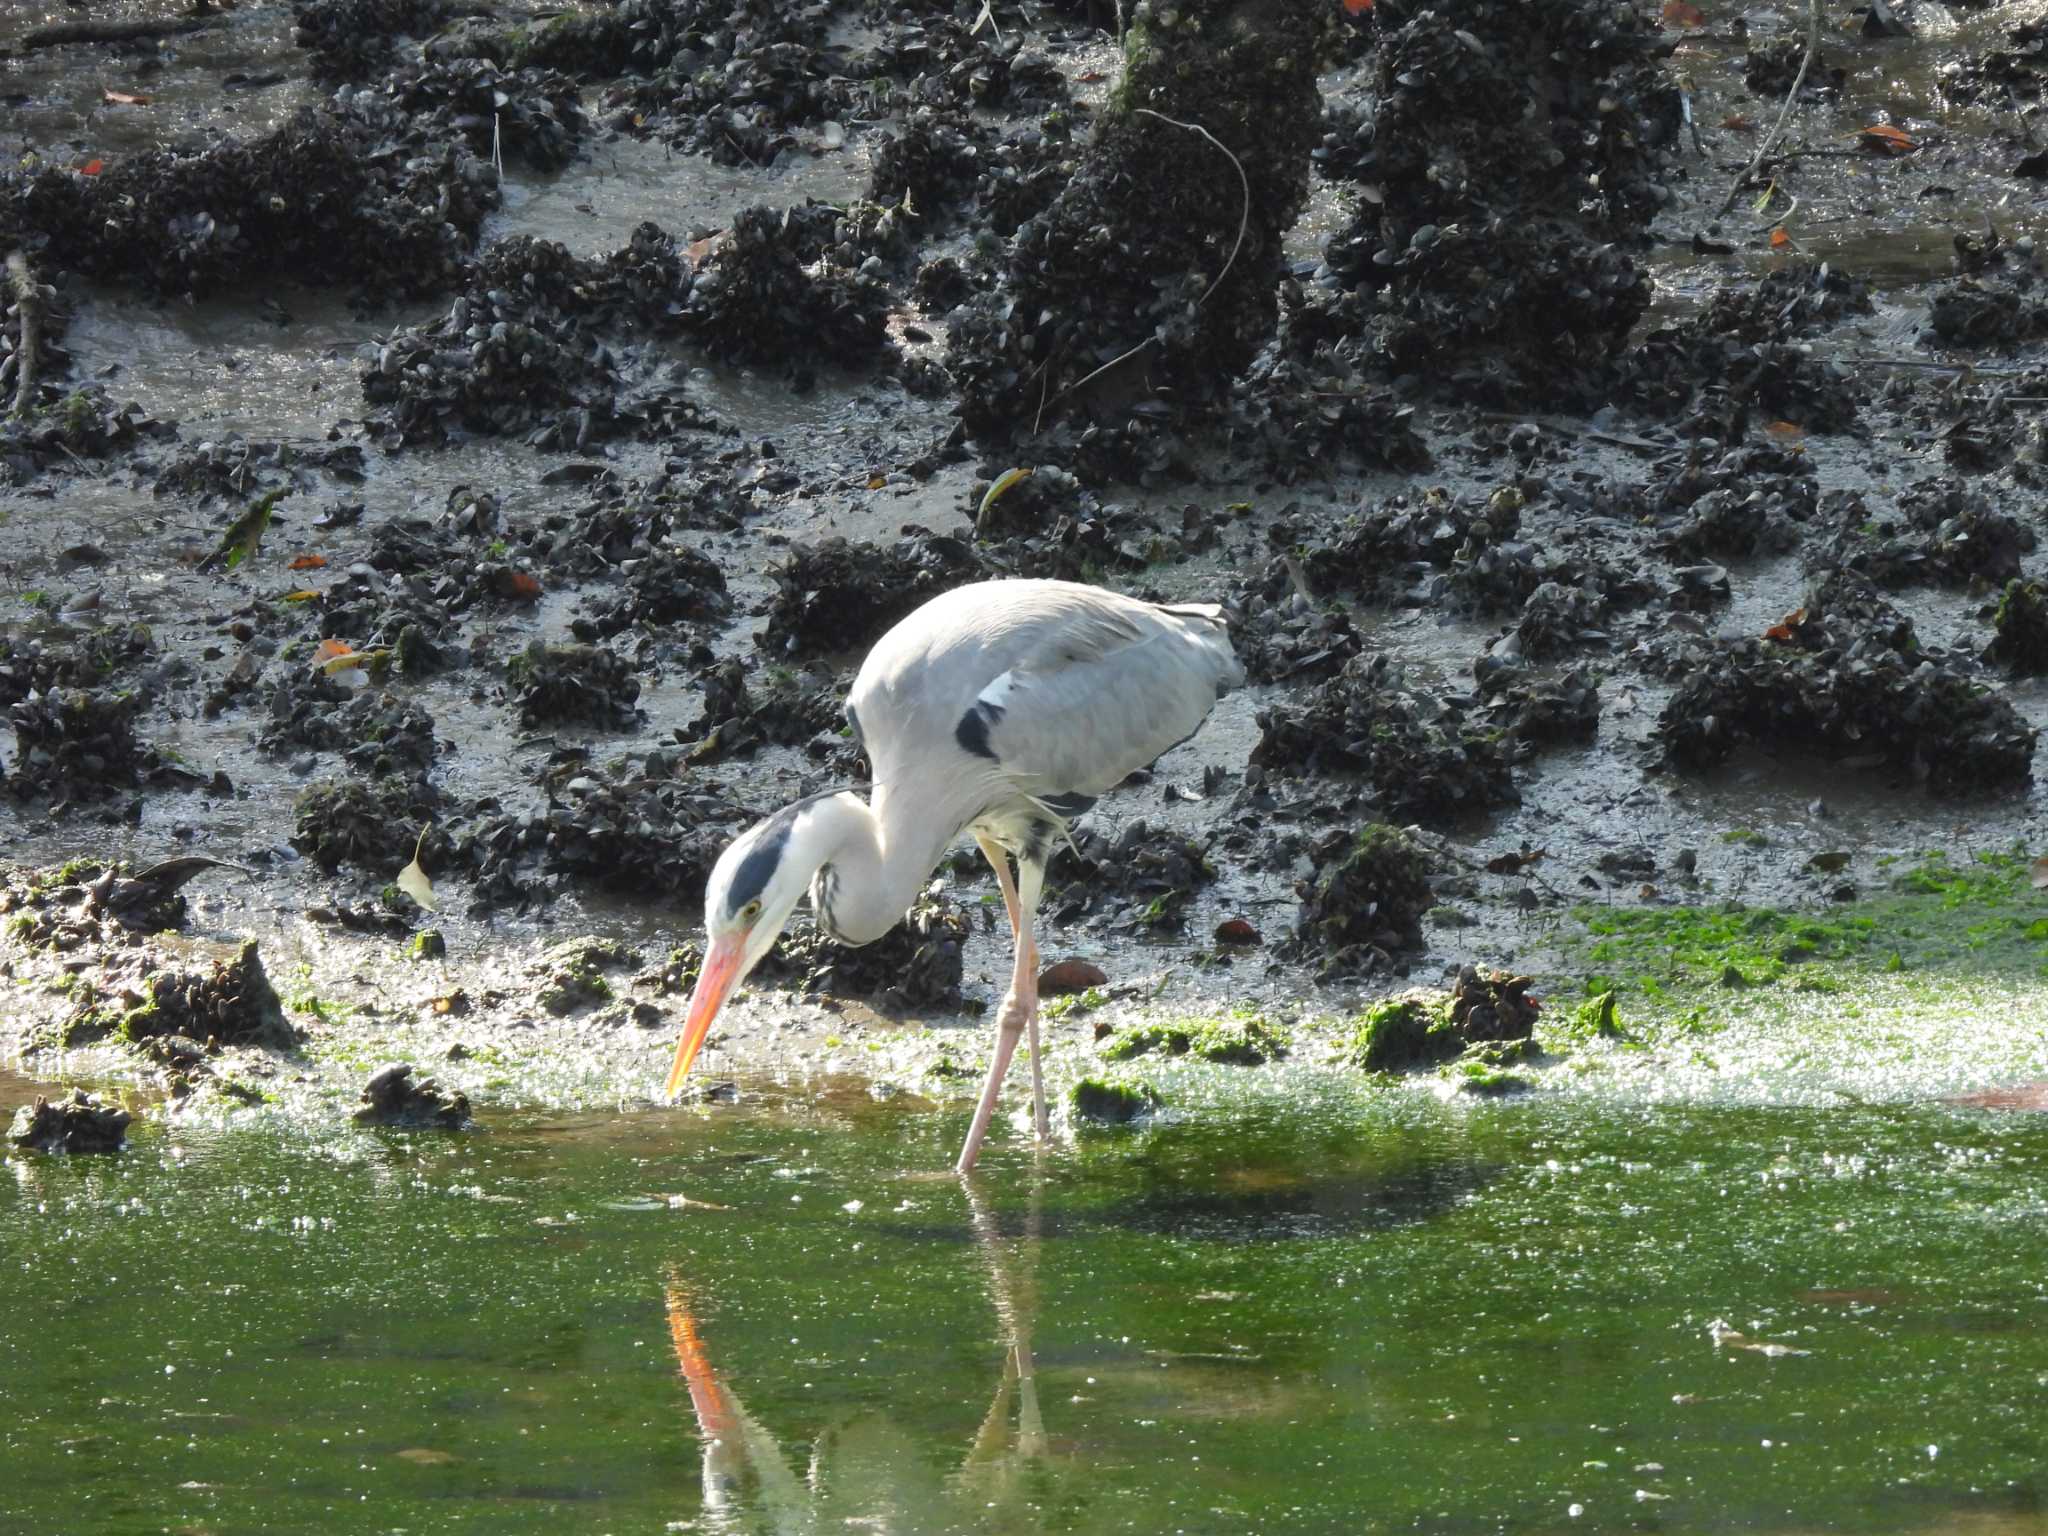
[1858,123,1917,155]
[1662,0,1705,27]
[1769,227,1792,248]
[102,89,151,106]
[80,158,104,176]
[1764,419,1805,439]
[496,569,543,601]
[1075,69,1107,83]
[288,553,327,570]
[313,639,354,664]
[1343,0,1374,13]
[1763,605,1808,642]
[1722,113,1754,132]
[1213,918,1261,946]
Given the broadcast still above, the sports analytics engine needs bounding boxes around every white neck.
[799,790,957,946]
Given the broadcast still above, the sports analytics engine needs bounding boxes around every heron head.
[663,807,814,1099]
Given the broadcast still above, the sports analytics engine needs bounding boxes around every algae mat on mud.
[5,1084,2048,1533]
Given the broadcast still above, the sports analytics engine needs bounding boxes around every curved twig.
[1049,109,1252,409]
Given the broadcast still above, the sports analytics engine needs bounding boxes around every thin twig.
[5,252,42,420]
[1132,108,1249,311]
[1718,0,1822,216]
[1835,356,2034,376]
[1055,109,1251,404]
[16,15,219,50]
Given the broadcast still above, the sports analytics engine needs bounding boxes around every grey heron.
[664,577,1244,1172]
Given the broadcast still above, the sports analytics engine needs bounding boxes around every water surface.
[6,1083,2048,1533]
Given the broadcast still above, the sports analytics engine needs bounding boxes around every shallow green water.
[6,1077,2048,1535]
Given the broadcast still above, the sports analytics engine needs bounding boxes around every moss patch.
[1099,1009,1289,1066]
[1070,1076,1163,1125]
[1575,849,2048,1005]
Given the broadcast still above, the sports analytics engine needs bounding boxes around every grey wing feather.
[852,579,1242,830]
[979,613,1239,800]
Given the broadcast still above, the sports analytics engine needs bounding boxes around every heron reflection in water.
[662,1177,1049,1532]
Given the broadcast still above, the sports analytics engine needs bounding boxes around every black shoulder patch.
[955,701,1003,761]
[1039,790,1097,820]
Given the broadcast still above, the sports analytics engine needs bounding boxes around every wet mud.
[2,0,2046,1131]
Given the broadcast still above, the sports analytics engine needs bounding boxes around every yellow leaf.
[975,467,1033,534]
[397,825,437,912]
[284,589,322,603]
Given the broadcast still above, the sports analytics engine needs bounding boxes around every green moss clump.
[1099,1011,1289,1066]
[408,930,446,962]
[1570,990,1627,1040]
[1450,1058,1534,1096]
[1985,578,2048,676]
[1070,1076,1163,1125]
[536,937,635,1016]
[1345,994,1460,1072]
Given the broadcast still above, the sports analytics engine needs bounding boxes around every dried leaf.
[288,553,327,571]
[494,568,543,601]
[1722,113,1754,132]
[866,475,886,490]
[101,89,152,106]
[1806,852,1852,874]
[80,158,104,176]
[2032,855,2048,890]
[1486,848,1546,875]
[1859,123,1917,155]
[1037,958,1107,995]
[1661,0,1705,27]
[1763,605,1808,642]
[1769,227,1792,249]
[1343,0,1373,12]
[313,638,357,670]
[1764,419,1804,439]
[396,824,437,912]
[1213,918,1262,946]
[283,589,322,603]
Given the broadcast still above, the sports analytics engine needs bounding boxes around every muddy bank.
[3,0,2047,1138]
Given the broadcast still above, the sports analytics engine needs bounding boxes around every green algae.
[1342,993,1460,1072]
[1070,1075,1163,1123]
[1574,848,2048,1006]
[1098,1008,1288,1066]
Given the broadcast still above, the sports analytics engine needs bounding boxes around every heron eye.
[738,899,763,923]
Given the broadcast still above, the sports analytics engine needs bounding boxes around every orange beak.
[664,933,747,1099]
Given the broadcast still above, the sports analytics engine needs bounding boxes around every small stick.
[5,252,42,420]
[1718,0,1822,216]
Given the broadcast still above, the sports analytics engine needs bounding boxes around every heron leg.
[1016,854,1049,1141]
[974,833,1023,939]
[957,848,1047,1173]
